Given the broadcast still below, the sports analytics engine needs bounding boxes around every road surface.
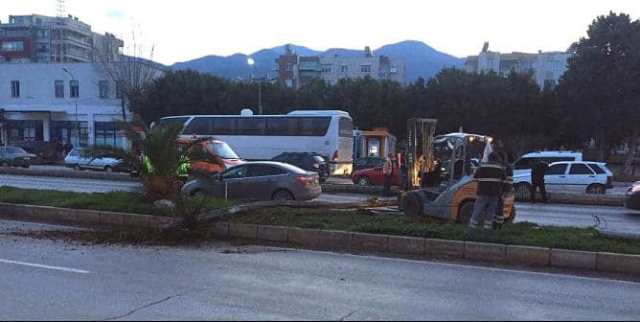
[0,220,638,321]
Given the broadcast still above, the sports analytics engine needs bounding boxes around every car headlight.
[632,185,640,193]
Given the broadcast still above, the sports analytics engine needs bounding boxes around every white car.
[513,161,613,197]
[64,148,125,172]
[513,151,583,177]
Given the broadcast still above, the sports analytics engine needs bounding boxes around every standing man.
[531,160,549,203]
[382,153,394,197]
[468,152,506,231]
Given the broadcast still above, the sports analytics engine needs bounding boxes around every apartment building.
[276,45,406,88]
[464,42,570,88]
[0,14,123,63]
[0,63,133,148]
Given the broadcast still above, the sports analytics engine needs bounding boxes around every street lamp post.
[247,57,263,115]
[62,68,79,146]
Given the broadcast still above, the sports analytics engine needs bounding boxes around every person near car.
[494,150,513,230]
[531,160,549,203]
[382,153,394,196]
[400,155,409,191]
[468,152,506,231]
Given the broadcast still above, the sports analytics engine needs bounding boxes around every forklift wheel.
[457,201,475,224]
[403,192,424,218]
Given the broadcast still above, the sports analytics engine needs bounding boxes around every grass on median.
[0,186,233,216]
[231,208,640,255]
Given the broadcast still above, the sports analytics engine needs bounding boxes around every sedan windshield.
[207,142,239,159]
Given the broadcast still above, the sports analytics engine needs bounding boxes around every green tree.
[557,12,640,171]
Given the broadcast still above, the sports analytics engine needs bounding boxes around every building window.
[321,64,332,73]
[99,81,109,99]
[95,122,123,147]
[360,65,372,73]
[55,80,64,98]
[341,65,348,73]
[10,81,20,98]
[50,121,89,147]
[1,41,24,52]
[70,80,79,98]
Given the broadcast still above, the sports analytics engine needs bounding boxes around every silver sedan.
[181,161,322,201]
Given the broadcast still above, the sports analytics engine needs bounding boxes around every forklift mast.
[406,118,438,188]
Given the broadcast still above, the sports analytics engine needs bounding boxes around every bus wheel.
[457,201,475,225]
[403,192,424,218]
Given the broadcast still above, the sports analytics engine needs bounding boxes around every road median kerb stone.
[350,232,389,253]
[426,239,465,259]
[465,242,506,263]
[596,252,640,275]
[388,236,425,256]
[550,249,597,270]
[230,223,258,240]
[506,245,550,267]
[257,225,288,243]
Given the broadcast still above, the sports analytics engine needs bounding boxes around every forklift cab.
[402,129,515,224]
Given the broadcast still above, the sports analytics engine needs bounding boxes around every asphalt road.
[0,220,639,321]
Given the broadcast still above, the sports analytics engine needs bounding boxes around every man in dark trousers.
[468,152,506,231]
[531,160,549,203]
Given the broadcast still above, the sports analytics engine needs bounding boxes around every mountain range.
[171,40,464,82]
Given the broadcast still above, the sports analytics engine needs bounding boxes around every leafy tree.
[557,12,640,171]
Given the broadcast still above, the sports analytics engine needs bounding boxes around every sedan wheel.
[515,183,530,200]
[73,164,81,171]
[586,184,605,195]
[105,166,113,173]
[357,177,370,186]
[272,190,295,201]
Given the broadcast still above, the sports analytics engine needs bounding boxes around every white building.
[464,42,571,88]
[0,63,129,147]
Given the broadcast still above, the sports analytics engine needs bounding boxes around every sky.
[2,0,640,65]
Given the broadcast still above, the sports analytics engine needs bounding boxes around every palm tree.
[87,120,214,201]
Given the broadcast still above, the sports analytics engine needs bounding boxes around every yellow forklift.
[401,119,516,224]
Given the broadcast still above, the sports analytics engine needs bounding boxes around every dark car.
[272,152,330,183]
[0,146,37,168]
[353,157,386,172]
[181,161,322,202]
[625,181,640,210]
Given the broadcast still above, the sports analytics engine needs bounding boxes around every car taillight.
[296,175,316,186]
[332,151,339,161]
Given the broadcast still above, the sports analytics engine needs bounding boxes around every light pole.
[62,68,79,146]
[247,57,263,115]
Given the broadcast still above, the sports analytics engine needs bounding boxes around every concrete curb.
[0,202,179,229]
[221,222,640,276]
[0,167,136,182]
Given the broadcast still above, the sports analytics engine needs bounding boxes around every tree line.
[128,12,640,172]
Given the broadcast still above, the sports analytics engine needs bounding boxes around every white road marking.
[0,258,91,274]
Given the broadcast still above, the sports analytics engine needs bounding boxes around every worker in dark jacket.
[494,151,513,229]
[468,152,506,230]
[531,161,549,203]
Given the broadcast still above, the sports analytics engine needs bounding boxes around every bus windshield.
[156,117,190,129]
[207,142,240,159]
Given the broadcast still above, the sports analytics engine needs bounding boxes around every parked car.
[513,161,613,197]
[353,157,386,172]
[272,152,330,183]
[0,146,36,168]
[351,164,401,186]
[513,151,583,177]
[181,161,322,202]
[64,148,127,172]
[177,138,244,176]
[625,181,640,210]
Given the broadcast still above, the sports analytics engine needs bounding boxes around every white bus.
[156,110,354,175]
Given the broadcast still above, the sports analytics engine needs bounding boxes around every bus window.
[213,118,237,135]
[184,118,212,135]
[339,117,354,137]
[237,117,266,135]
[299,117,330,136]
[266,118,297,136]
[156,117,189,129]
